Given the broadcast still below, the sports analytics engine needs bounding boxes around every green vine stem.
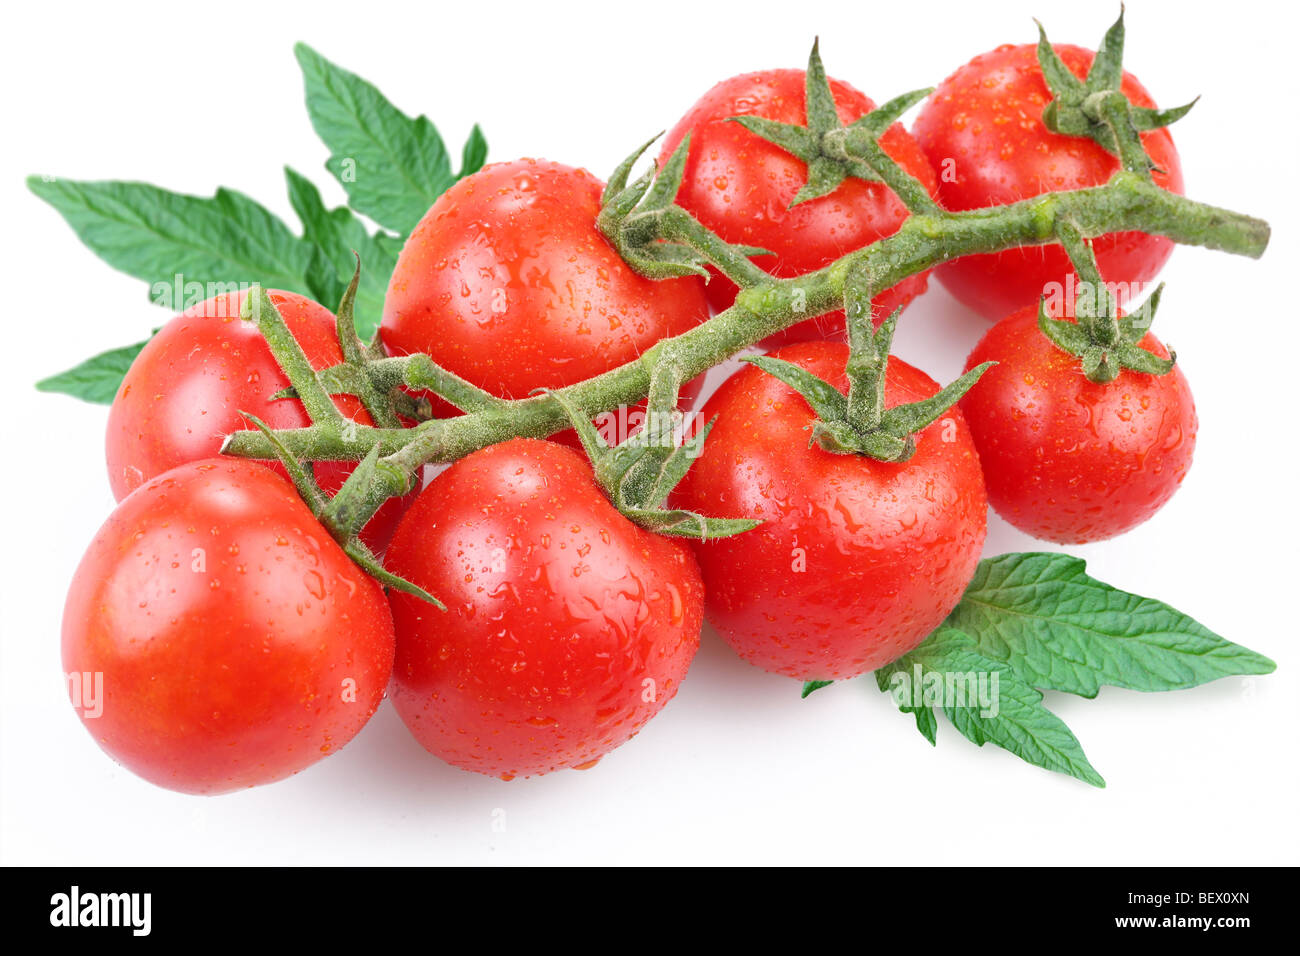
[220,25,1270,561]
[225,171,1269,505]
[1085,89,1157,176]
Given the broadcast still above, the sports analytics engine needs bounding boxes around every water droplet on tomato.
[303,570,325,599]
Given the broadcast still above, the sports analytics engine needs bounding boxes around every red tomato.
[672,342,987,680]
[912,43,1184,320]
[61,458,395,794]
[106,289,414,553]
[384,438,704,779]
[661,69,939,346]
[380,158,710,443]
[960,304,1196,543]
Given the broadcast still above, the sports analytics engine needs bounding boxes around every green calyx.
[1038,282,1174,383]
[544,360,760,540]
[731,40,938,212]
[597,136,772,284]
[1038,219,1176,383]
[235,283,439,606]
[1031,9,1187,383]
[1037,7,1197,176]
[745,272,992,462]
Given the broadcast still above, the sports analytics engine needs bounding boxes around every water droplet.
[303,570,325,599]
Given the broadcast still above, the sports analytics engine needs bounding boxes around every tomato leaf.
[295,43,486,235]
[461,124,489,178]
[35,337,151,404]
[284,167,402,339]
[945,552,1276,698]
[875,555,1276,785]
[32,50,488,403]
[909,704,939,745]
[877,628,1106,787]
[27,177,334,308]
[801,680,833,699]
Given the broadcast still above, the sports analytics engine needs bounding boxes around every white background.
[2,0,1296,865]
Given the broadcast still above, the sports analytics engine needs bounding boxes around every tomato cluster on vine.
[61,22,1220,794]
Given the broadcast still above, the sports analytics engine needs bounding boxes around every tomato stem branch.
[223,172,1268,484]
[1085,89,1156,178]
[242,288,342,424]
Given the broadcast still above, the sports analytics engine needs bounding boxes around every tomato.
[61,458,395,794]
[380,158,710,442]
[959,304,1196,543]
[384,438,704,779]
[660,69,939,346]
[912,42,1184,320]
[671,341,987,680]
[106,289,414,553]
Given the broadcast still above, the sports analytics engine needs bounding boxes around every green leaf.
[947,553,1276,698]
[296,43,483,235]
[802,680,833,699]
[35,337,149,404]
[284,167,401,338]
[27,177,331,309]
[460,124,489,178]
[878,628,1106,787]
[910,705,939,745]
[872,670,937,744]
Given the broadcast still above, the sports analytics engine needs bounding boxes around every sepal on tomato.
[240,412,331,514]
[232,285,443,604]
[539,369,761,541]
[240,413,441,606]
[1037,218,1178,382]
[730,39,884,204]
[597,135,770,281]
[1036,280,1177,383]
[1036,9,1196,175]
[729,40,935,212]
[743,306,993,462]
